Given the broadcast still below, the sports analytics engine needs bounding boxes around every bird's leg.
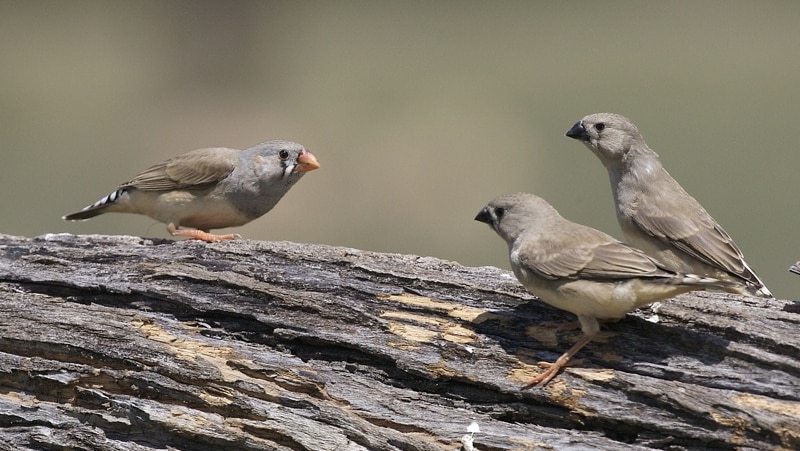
[167,224,240,242]
[523,330,597,388]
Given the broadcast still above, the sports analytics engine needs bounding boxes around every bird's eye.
[278,150,290,160]
[594,123,606,132]
[495,207,505,220]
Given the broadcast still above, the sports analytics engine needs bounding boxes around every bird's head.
[475,193,559,245]
[565,112,647,166]
[249,140,320,179]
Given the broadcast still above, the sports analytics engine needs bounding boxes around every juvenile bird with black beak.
[566,113,771,297]
[475,193,736,387]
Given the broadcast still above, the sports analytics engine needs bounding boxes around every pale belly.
[128,190,252,230]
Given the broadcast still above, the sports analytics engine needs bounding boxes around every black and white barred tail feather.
[62,188,127,221]
[667,272,739,292]
[680,264,772,298]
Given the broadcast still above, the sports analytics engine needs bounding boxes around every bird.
[475,193,736,387]
[565,113,771,297]
[63,140,320,242]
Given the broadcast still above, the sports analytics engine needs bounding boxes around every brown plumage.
[566,113,771,297]
[475,193,735,387]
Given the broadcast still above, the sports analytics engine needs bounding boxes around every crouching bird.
[475,193,735,387]
[63,140,320,242]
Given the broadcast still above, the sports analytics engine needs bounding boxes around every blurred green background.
[2,1,797,299]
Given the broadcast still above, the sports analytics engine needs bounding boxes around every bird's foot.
[522,358,586,388]
[523,367,560,388]
[171,229,241,242]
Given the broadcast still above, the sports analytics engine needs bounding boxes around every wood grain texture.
[0,233,798,450]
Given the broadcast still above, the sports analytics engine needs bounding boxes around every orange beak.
[295,149,320,173]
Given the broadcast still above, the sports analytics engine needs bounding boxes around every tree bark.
[0,233,798,450]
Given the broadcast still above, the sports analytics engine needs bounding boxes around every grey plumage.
[475,193,735,387]
[63,140,320,241]
[566,113,771,297]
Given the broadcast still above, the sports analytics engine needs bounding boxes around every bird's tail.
[716,283,772,298]
[673,273,772,298]
[739,260,773,298]
[671,273,740,292]
[62,188,126,221]
[746,284,773,298]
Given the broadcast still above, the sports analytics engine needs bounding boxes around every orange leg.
[167,224,240,242]
[524,330,596,388]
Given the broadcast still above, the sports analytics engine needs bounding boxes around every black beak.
[474,207,493,225]
[565,121,590,141]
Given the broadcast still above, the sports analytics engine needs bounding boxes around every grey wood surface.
[0,233,798,450]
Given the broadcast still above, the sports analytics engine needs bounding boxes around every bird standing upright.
[475,193,736,387]
[63,140,320,242]
[565,113,771,297]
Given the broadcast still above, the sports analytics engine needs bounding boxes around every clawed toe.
[171,229,241,242]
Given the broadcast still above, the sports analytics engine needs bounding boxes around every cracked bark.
[0,233,798,450]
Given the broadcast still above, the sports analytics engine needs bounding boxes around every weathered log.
[0,233,798,450]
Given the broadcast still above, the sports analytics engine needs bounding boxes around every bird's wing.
[580,241,667,279]
[122,148,238,191]
[516,240,593,280]
[517,228,665,281]
[630,191,750,276]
